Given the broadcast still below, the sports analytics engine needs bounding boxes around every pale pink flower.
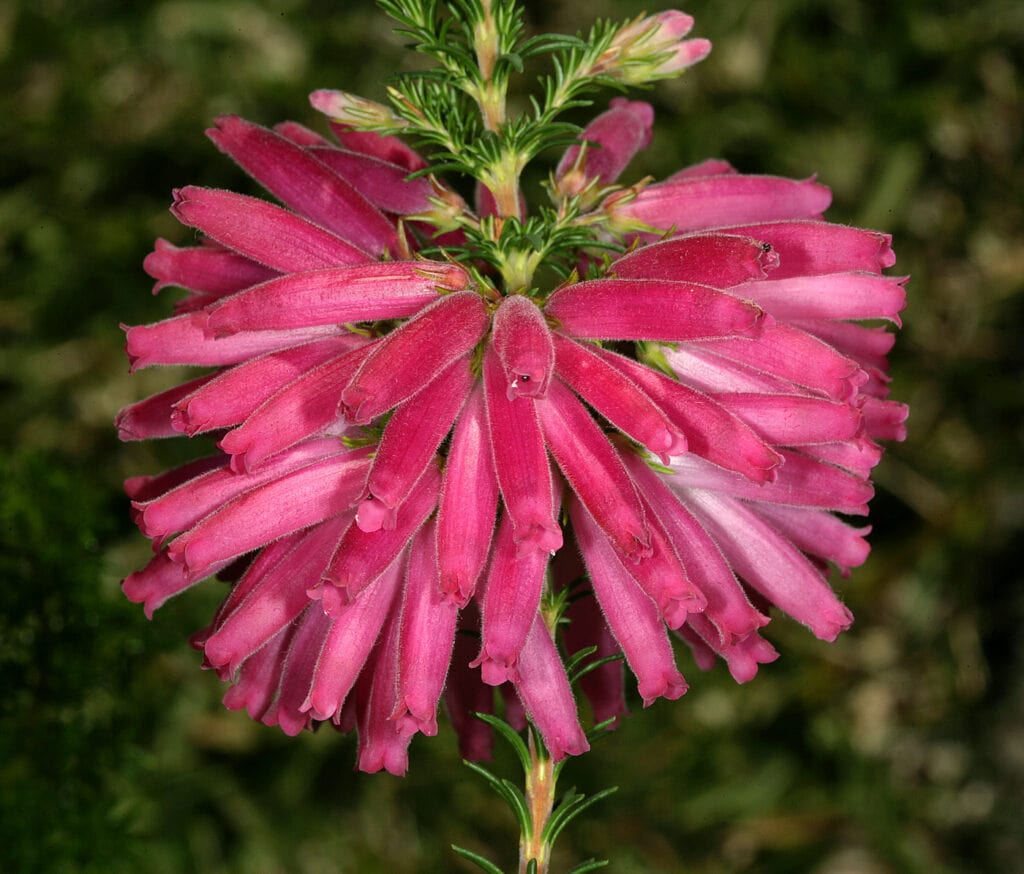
[120,69,906,771]
[601,11,713,83]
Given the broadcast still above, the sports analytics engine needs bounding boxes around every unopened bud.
[600,181,658,235]
[308,89,405,129]
[554,98,655,205]
[421,178,470,231]
[600,11,712,85]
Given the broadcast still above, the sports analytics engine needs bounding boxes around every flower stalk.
[520,731,556,874]
[470,0,507,132]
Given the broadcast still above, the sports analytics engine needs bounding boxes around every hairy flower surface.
[119,11,906,774]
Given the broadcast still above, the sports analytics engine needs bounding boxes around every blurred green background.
[2,0,1021,871]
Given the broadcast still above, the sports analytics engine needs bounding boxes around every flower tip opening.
[391,700,440,737]
[639,671,689,708]
[747,449,785,486]
[660,593,707,630]
[338,386,373,425]
[876,233,897,268]
[439,572,473,608]
[514,521,564,556]
[204,114,244,151]
[169,187,188,210]
[308,579,350,617]
[622,530,654,563]
[651,428,688,464]
[505,368,548,401]
[355,495,397,533]
[750,306,775,337]
[812,604,855,643]
[472,651,520,687]
[185,307,218,339]
[725,636,781,684]
[358,746,411,777]
[122,582,157,621]
[547,730,591,762]
[120,323,144,372]
[301,687,340,724]
[758,241,781,274]
[222,448,252,476]
[168,403,202,436]
[113,410,137,443]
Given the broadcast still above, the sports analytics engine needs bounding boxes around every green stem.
[471,0,506,133]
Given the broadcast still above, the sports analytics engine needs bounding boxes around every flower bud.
[308,89,404,129]
[600,10,712,84]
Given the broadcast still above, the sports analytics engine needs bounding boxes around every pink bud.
[535,379,650,561]
[512,614,589,762]
[570,496,688,706]
[482,345,563,555]
[473,512,551,686]
[604,11,711,84]
[393,519,459,736]
[492,294,555,400]
[340,291,487,424]
[302,555,405,723]
[356,355,473,532]
[436,385,499,606]
[206,115,397,256]
[356,607,418,775]
[555,99,654,195]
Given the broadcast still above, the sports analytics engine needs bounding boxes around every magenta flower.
[119,22,906,774]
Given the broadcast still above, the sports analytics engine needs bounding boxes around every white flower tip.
[308,88,349,117]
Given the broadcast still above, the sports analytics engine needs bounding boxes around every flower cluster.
[118,8,906,775]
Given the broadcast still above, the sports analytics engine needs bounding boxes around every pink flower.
[601,11,713,83]
[120,71,905,771]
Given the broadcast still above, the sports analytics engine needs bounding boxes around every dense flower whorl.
[119,90,907,773]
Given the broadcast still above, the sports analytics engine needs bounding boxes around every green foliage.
[451,843,507,874]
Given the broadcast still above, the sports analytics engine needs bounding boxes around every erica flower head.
[118,2,906,775]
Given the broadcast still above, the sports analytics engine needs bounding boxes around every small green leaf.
[501,51,524,72]
[569,652,624,686]
[544,787,618,847]
[519,34,588,58]
[473,712,532,774]
[541,789,584,844]
[462,760,532,836]
[588,716,619,736]
[450,844,506,874]
[566,859,611,874]
[563,645,599,677]
[500,777,533,838]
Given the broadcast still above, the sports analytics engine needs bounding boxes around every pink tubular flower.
[119,12,906,773]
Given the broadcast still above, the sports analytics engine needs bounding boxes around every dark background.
[2,0,1021,871]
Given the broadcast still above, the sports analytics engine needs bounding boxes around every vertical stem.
[472,0,506,133]
[518,730,557,874]
[471,0,524,221]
